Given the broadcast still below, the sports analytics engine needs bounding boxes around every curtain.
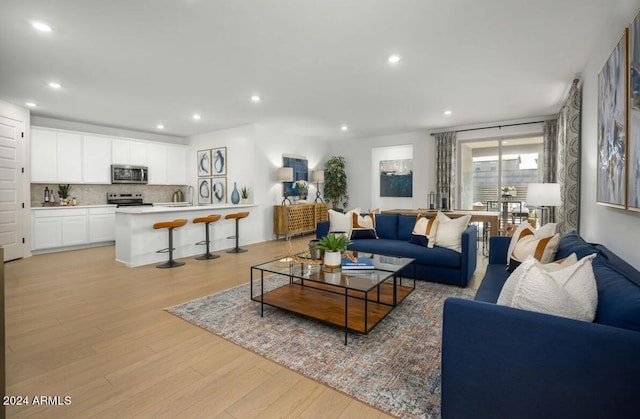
[543,120,557,183]
[555,81,582,233]
[435,131,456,210]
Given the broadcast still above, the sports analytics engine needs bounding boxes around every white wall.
[188,124,332,244]
[331,131,436,211]
[580,0,640,269]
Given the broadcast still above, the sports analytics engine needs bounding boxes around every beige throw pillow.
[508,254,598,322]
[432,214,472,252]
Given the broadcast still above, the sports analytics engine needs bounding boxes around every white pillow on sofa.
[432,214,472,252]
[498,253,598,322]
[507,221,558,263]
[498,253,579,307]
[329,208,359,237]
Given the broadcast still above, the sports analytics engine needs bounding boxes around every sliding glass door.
[458,136,544,230]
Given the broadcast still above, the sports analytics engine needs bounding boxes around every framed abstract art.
[212,147,227,176]
[198,178,212,205]
[597,29,628,208]
[629,13,640,211]
[197,149,211,177]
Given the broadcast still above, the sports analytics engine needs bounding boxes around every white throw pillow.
[432,214,472,252]
[510,233,560,266]
[329,208,358,237]
[507,221,558,263]
[497,253,579,306]
[508,254,598,322]
[426,211,450,248]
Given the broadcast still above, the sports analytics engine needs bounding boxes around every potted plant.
[294,180,308,200]
[316,233,351,268]
[324,156,349,210]
[240,186,249,204]
[58,184,71,204]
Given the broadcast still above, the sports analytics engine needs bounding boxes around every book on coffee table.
[341,257,374,270]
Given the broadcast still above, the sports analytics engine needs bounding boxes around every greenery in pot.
[316,233,351,252]
[240,187,249,200]
[58,184,71,200]
[323,156,349,210]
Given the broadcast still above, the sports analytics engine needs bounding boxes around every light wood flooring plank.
[5,235,486,418]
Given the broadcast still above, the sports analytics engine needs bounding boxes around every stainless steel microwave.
[111,165,148,184]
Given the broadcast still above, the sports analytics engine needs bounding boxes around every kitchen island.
[115,204,258,267]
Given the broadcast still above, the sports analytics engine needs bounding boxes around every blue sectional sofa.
[316,213,478,287]
[441,231,640,418]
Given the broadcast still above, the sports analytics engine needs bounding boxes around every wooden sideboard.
[274,203,329,238]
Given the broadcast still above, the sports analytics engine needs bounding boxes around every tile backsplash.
[31,184,189,207]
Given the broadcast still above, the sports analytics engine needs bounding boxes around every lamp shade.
[311,169,324,183]
[526,183,561,207]
[278,167,294,182]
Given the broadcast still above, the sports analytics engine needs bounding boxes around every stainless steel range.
[107,192,153,207]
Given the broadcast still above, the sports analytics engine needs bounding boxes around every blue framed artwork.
[283,155,308,197]
[380,159,413,197]
[597,29,627,208]
[629,13,640,211]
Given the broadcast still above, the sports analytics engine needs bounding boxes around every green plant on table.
[316,233,351,252]
[240,187,249,199]
[57,184,71,200]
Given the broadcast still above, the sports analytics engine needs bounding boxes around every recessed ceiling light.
[48,82,61,89]
[25,102,37,108]
[157,124,164,130]
[251,95,261,103]
[341,125,349,131]
[192,113,201,120]
[32,21,52,32]
[388,54,401,64]
[444,110,452,116]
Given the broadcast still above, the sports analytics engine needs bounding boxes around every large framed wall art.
[198,146,228,205]
[282,155,308,198]
[597,29,628,208]
[379,158,413,197]
[629,12,640,211]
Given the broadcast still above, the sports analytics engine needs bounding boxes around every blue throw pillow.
[397,215,416,241]
[409,234,428,247]
[375,214,398,240]
[351,229,377,240]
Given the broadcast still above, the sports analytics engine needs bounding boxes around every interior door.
[0,115,25,261]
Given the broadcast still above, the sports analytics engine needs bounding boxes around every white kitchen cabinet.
[32,216,62,249]
[31,128,82,183]
[31,129,58,182]
[112,139,147,166]
[147,143,168,185]
[129,141,147,166]
[32,206,116,252]
[56,132,83,183]
[61,215,88,246]
[83,135,112,183]
[88,207,115,242]
[167,145,187,185]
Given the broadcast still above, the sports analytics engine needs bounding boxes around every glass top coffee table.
[250,252,415,345]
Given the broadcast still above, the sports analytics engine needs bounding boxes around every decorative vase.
[231,182,240,204]
[323,251,341,269]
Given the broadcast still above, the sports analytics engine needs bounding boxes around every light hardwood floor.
[5,236,486,418]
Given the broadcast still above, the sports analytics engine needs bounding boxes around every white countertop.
[32,204,117,210]
[115,203,257,214]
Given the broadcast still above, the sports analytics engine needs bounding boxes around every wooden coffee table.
[250,252,415,345]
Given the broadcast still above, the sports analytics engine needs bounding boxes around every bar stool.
[193,214,221,260]
[153,219,188,268]
[225,212,249,253]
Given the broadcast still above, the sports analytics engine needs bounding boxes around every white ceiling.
[0,0,616,140]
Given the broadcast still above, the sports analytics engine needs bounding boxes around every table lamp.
[279,167,294,205]
[526,183,561,226]
[311,169,324,203]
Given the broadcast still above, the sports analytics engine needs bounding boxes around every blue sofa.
[441,231,640,418]
[316,213,478,287]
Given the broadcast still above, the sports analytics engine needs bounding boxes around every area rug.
[166,279,475,419]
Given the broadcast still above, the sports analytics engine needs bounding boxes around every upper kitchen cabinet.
[167,145,187,185]
[31,128,82,183]
[83,135,112,183]
[112,139,148,166]
[31,129,58,182]
[147,143,168,185]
